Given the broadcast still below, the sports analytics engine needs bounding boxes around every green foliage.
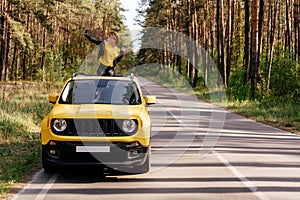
[136,65,198,96]
[269,52,299,98]
[0,83,53,194]
[0,141,40,194]
[227,97,300,129]
[258,50,299,101]
[0,85,51,140]
[7,16,33,49]
[227,69,251,101]
[3,0,128,82]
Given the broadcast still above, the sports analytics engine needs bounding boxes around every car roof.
[70,74,138,83]
[73,76,130,81]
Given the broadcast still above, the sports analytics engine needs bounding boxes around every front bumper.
[42,141,149,167]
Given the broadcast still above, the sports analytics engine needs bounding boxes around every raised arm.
[113,49,125,67]
[84,30,102,45]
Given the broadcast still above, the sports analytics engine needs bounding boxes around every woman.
[84,29,124,76]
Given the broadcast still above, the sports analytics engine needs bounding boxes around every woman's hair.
[108,31,120,45]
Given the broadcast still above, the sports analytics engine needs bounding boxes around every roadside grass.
[226,99,300,133]
[0,82,54,195]
[141,68,300,134]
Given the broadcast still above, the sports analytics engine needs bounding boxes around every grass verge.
[226,99,300,134]
[0,82,54,198]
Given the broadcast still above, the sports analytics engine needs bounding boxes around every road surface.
[10,78,300,200]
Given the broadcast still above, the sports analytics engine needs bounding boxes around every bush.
[227,69,251,101]
[269,51,299,98]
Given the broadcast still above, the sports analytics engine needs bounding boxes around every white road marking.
[33,172,59,200]
[214,151,270,200]
[150,82,270,200]
[13,78,282,200]
[11,169,43,200]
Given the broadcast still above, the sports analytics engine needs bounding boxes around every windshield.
[59,79,142,105]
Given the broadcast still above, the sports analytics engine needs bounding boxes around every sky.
[120,0,141,31]
[120,0,144,52]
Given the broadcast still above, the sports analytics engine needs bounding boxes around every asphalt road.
[10,78,300,200]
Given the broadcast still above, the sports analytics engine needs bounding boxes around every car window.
[59,80,142,105]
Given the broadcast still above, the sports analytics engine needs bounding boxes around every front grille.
[51,119,137,136]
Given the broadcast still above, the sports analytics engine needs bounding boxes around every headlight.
[53,119,67,132]
[122,119,137,133]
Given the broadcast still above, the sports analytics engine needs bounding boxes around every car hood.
[51,104,144,119]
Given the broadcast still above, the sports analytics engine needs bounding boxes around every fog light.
[128,150,140,159]
[132,150,138,155]
[49,150,56,155]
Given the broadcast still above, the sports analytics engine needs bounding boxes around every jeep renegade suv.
[41,73,156,174]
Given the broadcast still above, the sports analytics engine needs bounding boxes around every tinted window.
[59,80,142,105]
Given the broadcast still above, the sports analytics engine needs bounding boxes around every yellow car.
[41,73,156,174]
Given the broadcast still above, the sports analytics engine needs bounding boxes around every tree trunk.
[285,0,291,52]
[41,26,47,82]
[185,0,192,78]
[177,1,182,74]
[226,0,234,86]
[11,42,17,81]
[267,0,278,90]
[192,0,198,88]
[250,0,259,99]
[294,0,299,61]
[257,0,264,86]
[297,0,300,61]
[0,0,8,81]
[244,0,250,84]
[203,0,209,85]
[216,0,226,86]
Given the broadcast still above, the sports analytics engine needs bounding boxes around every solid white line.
[11,169,43,200]
[214,151,270,200]
[144,78,271,200]
[167,106,269,200]
[33,172,59,200]
[169,93,270,200]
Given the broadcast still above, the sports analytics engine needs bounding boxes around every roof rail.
[71,72,87,78]
[130,73,135,81]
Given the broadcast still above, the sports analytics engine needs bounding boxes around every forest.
[0,0,299,100]
[0,0,299,121]
[137,0,300,101]
[0,0,129,194]
[0,0,128,85]
[0,0,300,195]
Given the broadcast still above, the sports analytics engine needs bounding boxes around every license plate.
[76,146,110,153]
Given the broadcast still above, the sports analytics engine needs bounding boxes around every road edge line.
[11,169,43,200]
[33,172,59,200]
[214,151,270,200]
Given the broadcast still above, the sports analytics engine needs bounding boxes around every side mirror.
[49,94,58,104]
[145,96,156,105]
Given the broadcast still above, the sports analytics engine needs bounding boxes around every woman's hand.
[84,29,88,36]
[121,48,126,53]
